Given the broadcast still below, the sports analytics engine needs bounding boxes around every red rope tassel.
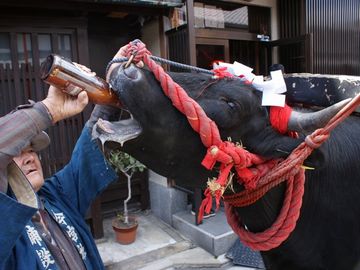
[269,105,292,134]
[198,189,213,223]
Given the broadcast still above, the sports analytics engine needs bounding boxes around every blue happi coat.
[0,127,117,269]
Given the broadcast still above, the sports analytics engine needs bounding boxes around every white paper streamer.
[212,62,287,107]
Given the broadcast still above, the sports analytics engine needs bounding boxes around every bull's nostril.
[123,64,139,80]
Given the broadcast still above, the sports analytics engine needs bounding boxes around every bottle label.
[64,81,84,96]
[54,70,98,95]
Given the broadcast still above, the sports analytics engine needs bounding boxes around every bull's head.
[94,64,347,188]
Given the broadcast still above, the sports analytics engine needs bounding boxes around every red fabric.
[269,104,292,134]
[212,67,234,79]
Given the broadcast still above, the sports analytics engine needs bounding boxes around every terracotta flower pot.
[112,216,138,245]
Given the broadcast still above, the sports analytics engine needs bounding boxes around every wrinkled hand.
[106,44,144,82]
[42,86,89,123]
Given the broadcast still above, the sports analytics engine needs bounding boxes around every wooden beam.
[195,28,258,41]
[267,35,307,46]
[0,0,171,16]
[185,0,196,66]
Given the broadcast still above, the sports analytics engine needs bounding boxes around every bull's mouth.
[92,117,142,147]
[92,64,144,147]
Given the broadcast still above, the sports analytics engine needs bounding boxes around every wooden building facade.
[165,0,360,76]
[166,0,273,76]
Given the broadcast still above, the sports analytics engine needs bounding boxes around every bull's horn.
[287,98,352,134]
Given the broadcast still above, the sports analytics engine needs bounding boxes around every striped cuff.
[22,102,53,133]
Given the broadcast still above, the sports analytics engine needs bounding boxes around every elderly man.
[0,84,119,269]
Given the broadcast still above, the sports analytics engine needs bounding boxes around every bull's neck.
[232,183,286,233]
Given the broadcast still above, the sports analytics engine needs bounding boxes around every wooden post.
[194,187,202,225]
[89,197,104,239]
[185,0,196,66]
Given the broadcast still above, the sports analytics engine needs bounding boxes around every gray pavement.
[96,210,257,270]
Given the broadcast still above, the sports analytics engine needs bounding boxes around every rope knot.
[198,141,267,222]
[201,143,232,170]
[305,128,330,149]
[125,40,151,65]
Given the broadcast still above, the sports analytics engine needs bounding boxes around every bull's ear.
[274,139,325,169]
[246,129,326,169]
[303,148,325,169]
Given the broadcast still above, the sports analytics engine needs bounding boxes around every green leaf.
[107,149,146,175]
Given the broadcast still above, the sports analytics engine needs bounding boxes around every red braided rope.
[125,41,360,251]
[222,96,360,250]
[224,171,304,251]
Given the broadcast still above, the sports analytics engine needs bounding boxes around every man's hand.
[42,86,89,123]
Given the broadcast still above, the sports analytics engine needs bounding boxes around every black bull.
[96,64,360,270]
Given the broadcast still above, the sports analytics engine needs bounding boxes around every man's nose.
[23,152,35,164]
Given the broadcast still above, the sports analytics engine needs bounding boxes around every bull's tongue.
[92,118,142,147]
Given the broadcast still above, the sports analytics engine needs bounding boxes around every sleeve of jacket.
[0,102,52,267]
[50,125,117,217]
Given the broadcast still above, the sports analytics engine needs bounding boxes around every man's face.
[13,146,44,192]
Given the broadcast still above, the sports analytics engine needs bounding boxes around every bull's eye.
[227,101,236,109]
[220,97,236,109]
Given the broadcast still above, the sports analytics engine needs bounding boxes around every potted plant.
[107,149,146,244]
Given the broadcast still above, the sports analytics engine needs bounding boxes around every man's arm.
[0,102,52,186]
[47,125,117,217]
[0,86,88,265]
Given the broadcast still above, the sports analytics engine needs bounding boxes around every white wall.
[141,18,161,57]
[224,0,278,40]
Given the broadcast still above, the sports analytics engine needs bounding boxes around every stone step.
[137,247,230,270]
[172,209,238,256]
[106,241,194,270]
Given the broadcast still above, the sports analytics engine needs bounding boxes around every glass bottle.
[40,54,121,107]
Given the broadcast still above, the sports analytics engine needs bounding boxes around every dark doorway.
[230,39,266,75]
[196,38,229,69]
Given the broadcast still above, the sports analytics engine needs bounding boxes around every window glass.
[17,33,33,67]
[58,34,72,59]
[0,33,11,68]
[38,34,52,65]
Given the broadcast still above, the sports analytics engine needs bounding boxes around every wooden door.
[265,34,313,74]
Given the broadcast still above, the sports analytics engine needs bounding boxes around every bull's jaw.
[92,118,142,147]
[91,64,145,150]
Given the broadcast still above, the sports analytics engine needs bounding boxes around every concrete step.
[137,247,230,270]
[107,241,194,270]
[172,209,238,257]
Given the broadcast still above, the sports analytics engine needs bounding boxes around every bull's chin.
[92,117,142,147]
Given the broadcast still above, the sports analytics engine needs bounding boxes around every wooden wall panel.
[248,6,271,36]
[278,0,304,39]
[279,0,360,75]
[306,0,360,75]
[166,26,189,72]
